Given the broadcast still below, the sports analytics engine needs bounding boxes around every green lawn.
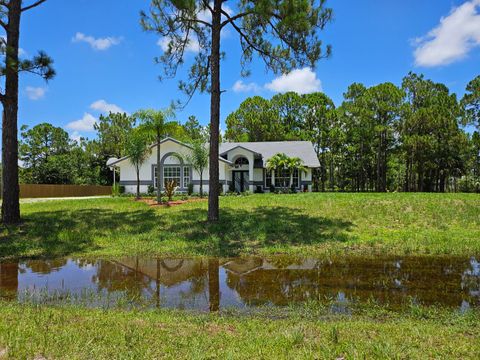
[0,302,478,359]
[1,193,479,358]
[1,192,479,259]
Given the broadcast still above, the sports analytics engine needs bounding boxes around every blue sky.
[16,0,480,141]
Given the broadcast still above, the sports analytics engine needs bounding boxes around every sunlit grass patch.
[0,193,479,260]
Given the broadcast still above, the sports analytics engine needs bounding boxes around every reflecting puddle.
[0,256,479,312]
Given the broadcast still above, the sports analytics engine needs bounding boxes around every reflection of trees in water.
[226,269,320,306]
[0,261,19,300]
[225,257,480,308]
[265,256,310,269]
[21,259,68,275]
[2,256,479,310]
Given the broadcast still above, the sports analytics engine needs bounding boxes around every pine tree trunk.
[376,131,382,192]
[329,154,334,191]
[321,151,326,192]
[1,2,22,225]
[207,0,222,222]
[382,130,387,192]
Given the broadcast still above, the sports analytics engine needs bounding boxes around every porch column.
[249,155,254,192]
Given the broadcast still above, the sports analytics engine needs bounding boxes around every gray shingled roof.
[220,141,320,168]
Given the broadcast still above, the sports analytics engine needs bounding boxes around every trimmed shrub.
[147,185,155,195]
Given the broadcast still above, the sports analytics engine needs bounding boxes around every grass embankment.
[0,192,479,259]
[0,302,478,359]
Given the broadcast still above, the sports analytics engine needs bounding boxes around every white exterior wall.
[117,139,230,194]
[303,168,313,192]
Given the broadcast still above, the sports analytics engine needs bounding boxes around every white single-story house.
[107,137,320,194]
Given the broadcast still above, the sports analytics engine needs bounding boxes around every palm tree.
[285,156,307,189]
[125,130,150,199]
[267,153,306,191]
[186,140,209,198]
[135,108,178,204]
[266,153,289,189]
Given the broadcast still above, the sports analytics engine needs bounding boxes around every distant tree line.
[19,72,480,193]
[226,73,480,193]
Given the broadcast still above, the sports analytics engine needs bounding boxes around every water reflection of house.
[111,257,222,311]
[115,258,209,286]
[222,258,319,276]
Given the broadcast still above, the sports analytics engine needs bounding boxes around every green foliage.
[18,123,97,185]
[266,153,305,190]
[91,112,136,185]
[183,115,207,142]
[147,185,155,195]
[135,108,180,142]
[0,37,55,81]
[94,112,135,159]
[461,75,480,129]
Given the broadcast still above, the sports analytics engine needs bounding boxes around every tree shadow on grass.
[163,206,354,256]
[0,208,159,259]
[0,204,354,259]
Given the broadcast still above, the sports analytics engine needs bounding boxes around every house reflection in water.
[112,257,222,311]
[0,256,478,311]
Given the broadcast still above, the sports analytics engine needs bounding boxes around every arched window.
[235,157,249,166]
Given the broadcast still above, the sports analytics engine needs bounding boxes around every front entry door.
[233,171,249,192]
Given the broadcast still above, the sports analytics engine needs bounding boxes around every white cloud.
[72,32,122,51]
[232,80,261,93]
[265,68,322,94]
[25,86,47,100]
[70,131,82,143]
[413,0,480,67]
[158,36,200,53]
[66,113,97,132]
[90,100,125,114]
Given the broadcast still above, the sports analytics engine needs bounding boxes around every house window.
[235,157,249,166]
[164,166,181,187]
[266,169,272,187]
[267,168,299,188]
[183,167,190,188]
